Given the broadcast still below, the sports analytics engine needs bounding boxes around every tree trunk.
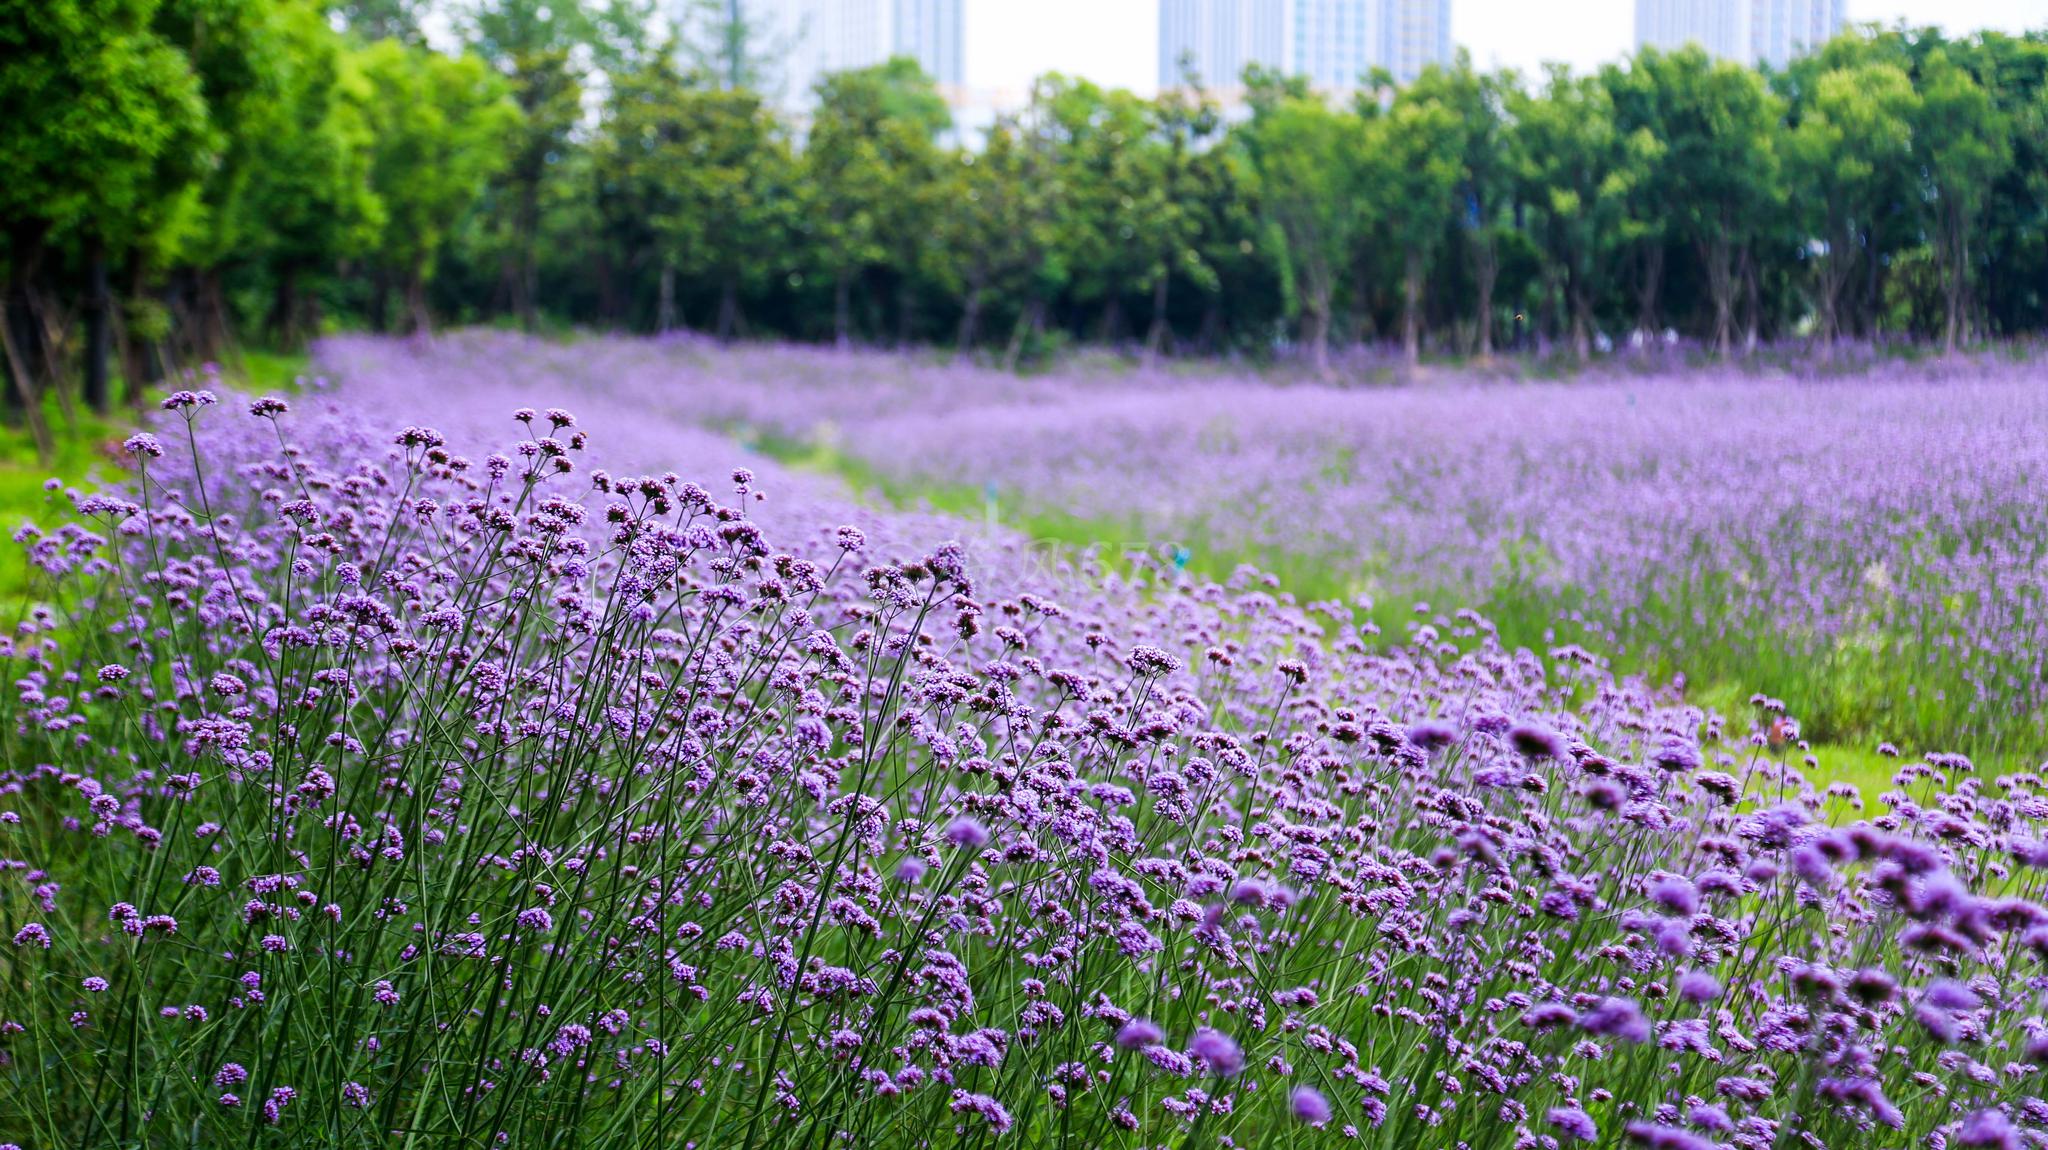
[268,264,300,350]
[519,214,540,334]
[1473,237,1496,360]
[1634,242,1664,343]
[406,266,432,335]
[1817,221,1851,351]
[1699,237,1735,359]
[1401,247,1424,366]
[1003,298,1043,372]
[115,257,148,410]
[0,300,53,464]
[1305,288,1331,377]
[1144,275,1170,366]
[716,276,739,342]
[596,251,620,327]
[955,285,983,361]
[833,270,852,348]
[200,268,233,368]
[896,277,917,348]
[84,240,111,413]
[1741,246,1760,355]
[1566,262,1591,363]
[656,263,678,333]
[1943,203,1965,356]
[1099,295,1121,347]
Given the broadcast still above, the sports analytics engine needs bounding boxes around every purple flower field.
[2,337,2046,1148]
[322,333,2048,754]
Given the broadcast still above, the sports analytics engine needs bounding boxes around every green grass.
[0,351,311,613]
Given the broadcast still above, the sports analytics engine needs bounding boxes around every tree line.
[4,1,2047,442]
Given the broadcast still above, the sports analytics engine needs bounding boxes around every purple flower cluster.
[316,333,2048,751]
[0,340,2042,1148]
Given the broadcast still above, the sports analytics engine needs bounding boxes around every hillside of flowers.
[318,333,2048,758]
[1,345,2046,1149]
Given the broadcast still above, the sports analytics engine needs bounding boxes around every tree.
[242,1,383,351]
[0,0,209,419]
[1141,80,1223,361]
[1409,55,1518,358]
[932,120,1058,361]
[1509,68,1641,360]
[1916,46,2011,353]
[1641,48,1783,356]
[1784,60,1918,345]
[802,58,948,346]
[1237,72,1360,373]
[356,40,519,332]
[636,81,790,338]
[154,0,293,370]
[1372,69,1469,364]
[462,0,591,331]
[327,0,430,42]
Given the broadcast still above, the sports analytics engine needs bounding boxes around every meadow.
[324,333,2048,761]
[2,334,2044,1149]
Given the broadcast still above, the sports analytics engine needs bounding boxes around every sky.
[963,0,2048,96]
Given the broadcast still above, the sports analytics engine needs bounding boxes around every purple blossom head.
[1578,998,1652,1044]
[943,816,990,850]
[1677,970,1722,1005]
[1955,1109,2018,1150]
[1507,721,1568,760]
[1647,874,1699,917]
[1625,1121,1719,1150]
[1548,1105,1598,1142]
[1923,979,1980,1012]
[1404,719,1458,751]
[1115,1019,1164,1050]
[1187,1027,1243,1077]
[1291,1085,1332,1125]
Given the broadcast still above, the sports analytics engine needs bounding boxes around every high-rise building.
[1159,0,1288,93]
[1380,0,1452,84]
[1634,0,1846,67]
[893,0,964,90]
[1289,0,1377,92]
[743,0,963,109]
[1634,0,1746,61]
[1159,0,1452,98]
[1749,0,1846,68]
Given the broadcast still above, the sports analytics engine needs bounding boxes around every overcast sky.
[965,0,2048,94]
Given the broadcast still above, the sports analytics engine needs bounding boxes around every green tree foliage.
[1784,59,1919,344]
[1914,47,2012,352]
[7,9,2048,425]
[355,39,520,332]
[802,58,948,345]
[0,0,209,418]
[242,2,384,350]
[1371,69,1470,363]
[1510,68,1642,359]
[1237,72,1361,374]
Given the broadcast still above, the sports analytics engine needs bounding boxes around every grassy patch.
[0,351,310,612]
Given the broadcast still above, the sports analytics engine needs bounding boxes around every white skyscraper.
[1289,0,1378,92]
[1635,0,1747,61]
[1159,0,1452,97]
[1634,0,1846,66]
[744,0,964,109]
[1749,0,1847,68]
[1380,0,1451,84]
